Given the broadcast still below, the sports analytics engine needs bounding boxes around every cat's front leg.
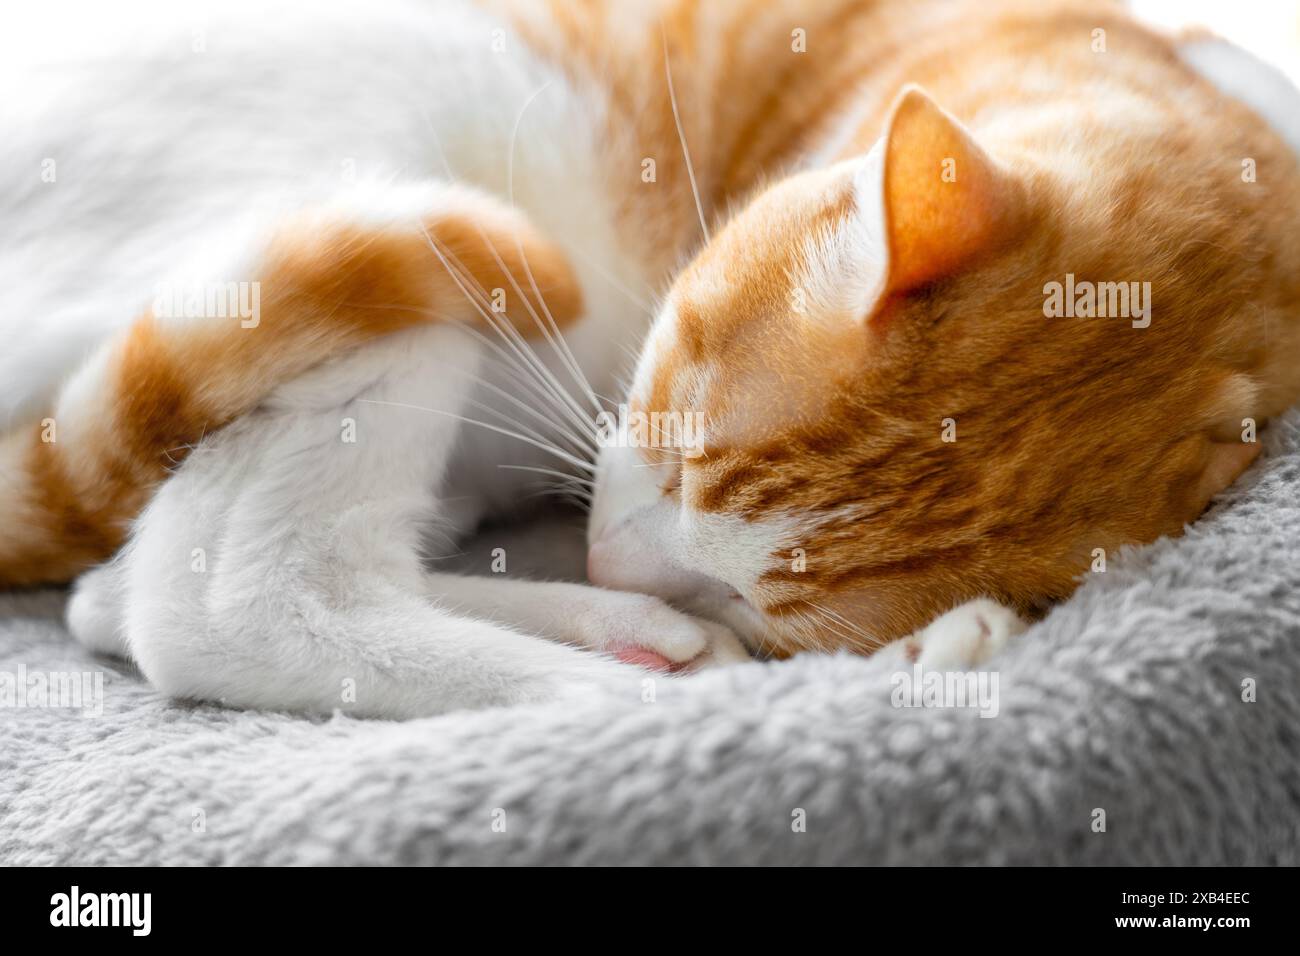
[881,598,1028,669]
[423,573,751,672]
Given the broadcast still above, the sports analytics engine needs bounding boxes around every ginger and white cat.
[1,0,1297,716]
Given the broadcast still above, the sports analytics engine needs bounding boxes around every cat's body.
[4,0,747,713]
[3,0,1298,716]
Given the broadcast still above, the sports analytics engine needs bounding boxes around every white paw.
[900,598,1026,669]
[67,563,130,658]
[571,593,750,672]
[675,619,752,671]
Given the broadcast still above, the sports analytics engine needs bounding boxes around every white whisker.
[503,83,606,416]
[661,22,710,243]
[498,464,595,488]
[418,224,601,449]
[357,399,596,473]
[416,97,603,434]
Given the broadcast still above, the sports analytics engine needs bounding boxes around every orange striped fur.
[609,1,1300,650]
[0,193,581,586]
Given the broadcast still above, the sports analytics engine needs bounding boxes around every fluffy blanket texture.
[2,410,1298,866]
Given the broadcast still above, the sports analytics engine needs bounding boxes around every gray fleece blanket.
[2,410,1298,866]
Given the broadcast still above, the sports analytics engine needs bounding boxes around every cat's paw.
[673,619,752,672]
[573,593,750,672]
[67,563,130,658]
[897,598,1027,669]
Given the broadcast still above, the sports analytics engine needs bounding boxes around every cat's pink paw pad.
[609,646,676,672]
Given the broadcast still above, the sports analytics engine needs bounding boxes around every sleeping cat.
[1,0,1297,716]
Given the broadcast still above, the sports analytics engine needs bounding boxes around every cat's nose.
[586,505,674,591]
[587,524,720,606]
[586,536,642,590]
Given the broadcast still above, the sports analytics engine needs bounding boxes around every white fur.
[72,321,749,716]
[8,0,744,716]
[0,0,640,426]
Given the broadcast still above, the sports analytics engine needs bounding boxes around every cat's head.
[589,85,1292,656]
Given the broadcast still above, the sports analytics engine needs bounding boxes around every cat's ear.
[859,85,1026,298]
